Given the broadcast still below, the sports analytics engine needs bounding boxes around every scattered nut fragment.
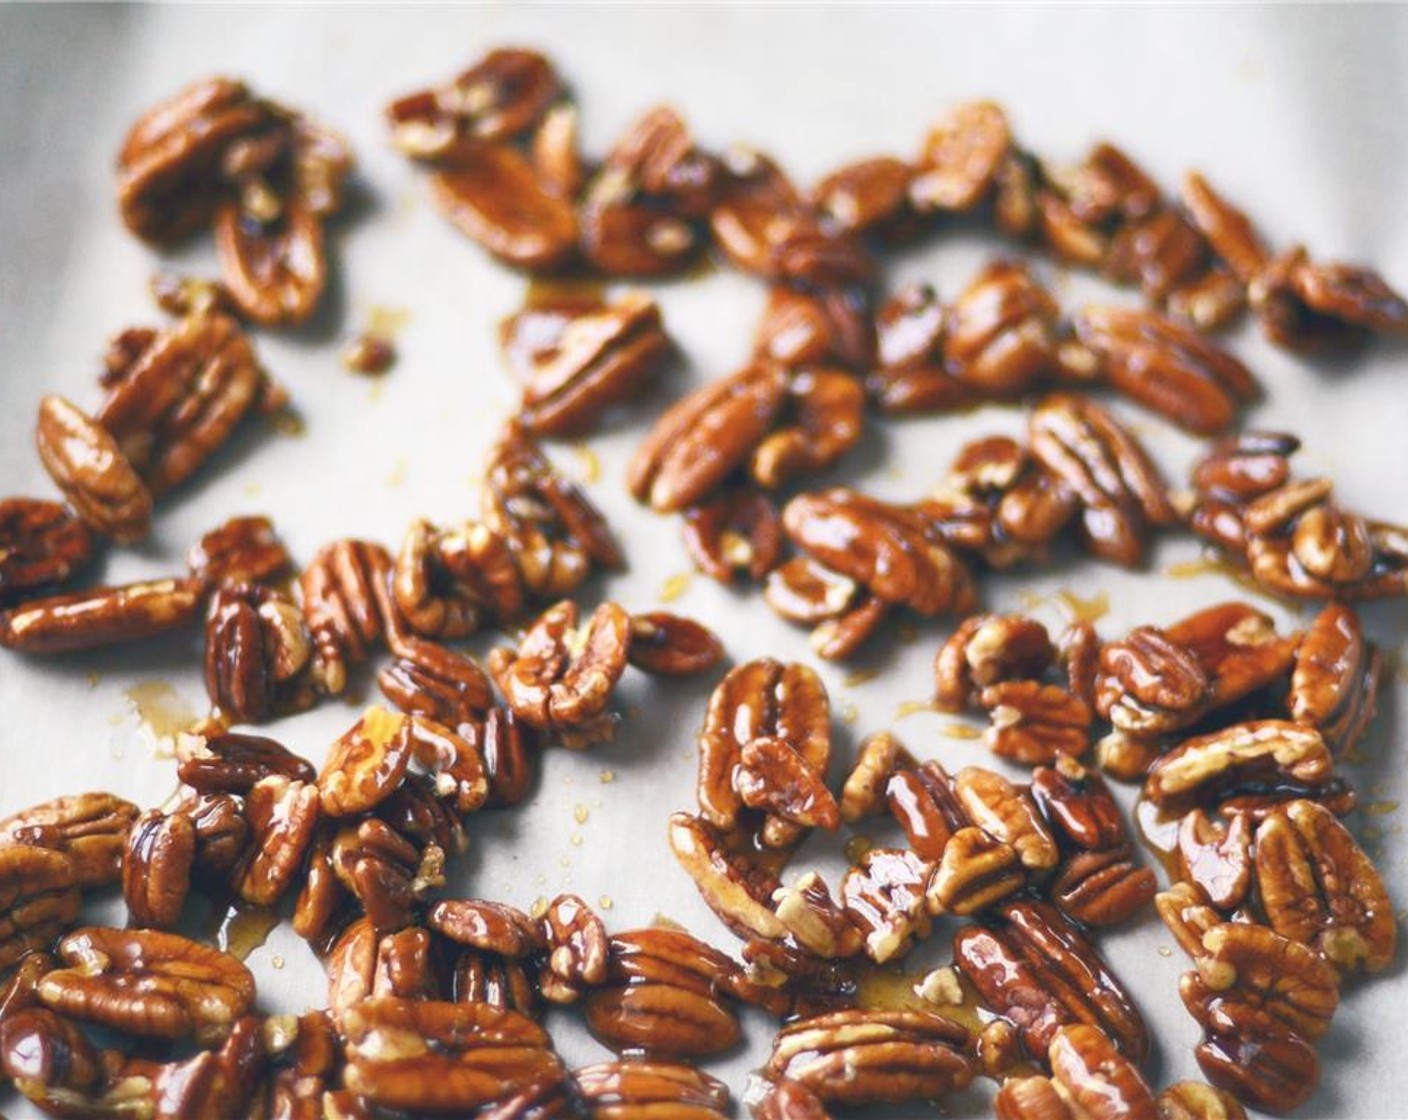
[342,332,396,375]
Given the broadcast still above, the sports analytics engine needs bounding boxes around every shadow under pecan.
[0,499,95,608]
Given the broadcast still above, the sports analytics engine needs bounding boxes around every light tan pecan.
[1175,809,1253,912]
[1073,306,1257,435]
[1029,392,1176,566]
[754,285,874,372]
[838,847,933,963]
[0,499,94,606]
[626,612,723,677]
[1094,625,1210,735]
[204,582,311,723]
[318,707,412,817]
[483,422,622,598]
[681,487,783,585]
[840,731,915,824]
[387,49,561,155]
[95,311,264,493]
[942,261,1059,397]
[765,1008,974,1106]
[187,515,290,589]
[980,681,1091,765]
[0,845,81,972]
[1156,1081,1249,1120]
[122,809,195,929]
[378,633,495,728]
[342,997,561,1113]
[38,927,254,1044]
[812,156,915,236]
[508,292,672,437]
[430,144,579,271]
[34,395,152,545]
[954,900,1148,1063]
[750,369,865,491]
[628,363,789,512]
[1144,721,1333,808]
[1254,798,1395,973]
[300,539,395,696]
[953,766,1059,871]
[234,775,320,906]
[0,793,138,890]
[0,575,204,655]
[1289,602,1381,755]
[575,1059,731,1118]
[667,812,786,942]
[934,613,1055,712]
[909,100,1011,213]
[772,872,864,960]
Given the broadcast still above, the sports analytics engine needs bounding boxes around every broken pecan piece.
[0,499,94,606]
[681,487,782,585]
[934,613,1055,712]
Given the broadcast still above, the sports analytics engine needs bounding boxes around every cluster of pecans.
[0,40,1404,1120]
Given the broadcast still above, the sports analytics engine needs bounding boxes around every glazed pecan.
[750,369,865,491]
[1250,243,1408,351]
[1094,625,1210,735]
[764,1008,974,1106]
[122,809,195,928]
[319,708,412,817]
[0,845,81,971]
[483,422,622,597]
[378,634,495,727]
[1028,393,1176,566]
[886,761,963,861]
[627,612,724,676]
[1144,721,1333,808]
[1175,809,1253,912]
[628,363,789,512]
[331,818,443,934]
[1073,306,1257,435]
[0,499,94,606]
[1180,172,1270,286]
[403,713,490,814]
[38,926,254,1043]
[1254,798,1395,973]
[667,812,786,942]
[840,731,915,824]
[0,1007,109,1112]
[933,613,1055,711]
[0,575,204,655]
[909,100,1011,213]
[342,997,561,1113]
[954,900,1148,1062]
[34,395,152,544]
[453,949,539,1017]
[812,156,915,236]
[772,872,864,961]
[866,282,970,414]
[981,681,1091,765]
[575,1059,729,1118]
[838,847,932,962]
[506,292,672,437]
[1156,1081,1248,1120]
[429,899,545,959]
[1166,601,1300,709]
[0,793,138,890]
[681,487,782,585]
[466,706,539,808]
[953,766,1059,871]
[204,582,311,722]
[1289,602,1381,755]
[943,261,1059,397]
[994,1025,1157,1120]
[300,539,394,695]
[754,284,874,371]
[95,311,264,492]
[541,894,609,1000]
[233,775,320,906]
[736,736,840,831]
[176,730,315,793]
[187,515,291,588]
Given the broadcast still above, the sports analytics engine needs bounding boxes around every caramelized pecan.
[34,395,152,544]
[0,500,94,606]
[0,577,204,655]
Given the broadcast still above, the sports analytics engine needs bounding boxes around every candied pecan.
[765,1008,974,1106]
[1180,172,1270,285]
[1254,798,1395,973]
[542,894,609,997]
[380,771,468,856]
[981,681,1091,765]
[0,499,94,606]
[342,997,561,1112]
[1289,602,1381,755]
[925,826,1025,916]
[934,613,1055,711]
[300,539,394,695]
[628,363,789,512]
[378,634,494,729]
[736,736,840,831]
[1095,625,1210,735]
[909,100,1010,213]
[750,369,865,490]
[0,575,204,655]
[771,872,864,960]
[1060,619,1101,709]
[1143,720,1333,808]
[38,926,254,1043]
[576,1059,729,1118]
[866,282,972,414]
[1029,393,1176,566]
[754,285,874,372]
[429,900,546,959]
[840,731,915,824]
[1073,306,1257,435]
[886,762,963,861]
[955,900,1148,1062]
[204,582,311,722]
[34,395,152,544]
[839,847,932,962]
[667,812,786,942]
[185,793,250,877]
[399,714,489,814]
[1174,807,1251,911]
[453,950,538,1016]
[942,261,1059,397]
[1036,189,1108,266]
[580,200,701,279]
[1283,253,1408,336]
[122,809,195,929]
[1165,268,1247,332]
[458,706,537,809]
[177,730,315,793]
[0,845,81,971]
[812,156,914,235]
[332,818,442,934]
[764,556,862,625]
[0,793,138,890]
[187,515,290,588]
[95,311,265,493]
[1156,1081,1248,1120]
[1038,1024,1157,1120]
[117,77,270,242]
[584,929,743,1058]
[319,707,412,817]
[234,775,320,906]
[1166,602,1300,709]
[681,487,782,584]
[953,766,1059,871]
[626,612,723,676]
[483,422,622,597]
[508,292,672,437]
[431,146,579,271]
[391,519,493,640]
[387,49,560,155]
[0,1007,108,1109]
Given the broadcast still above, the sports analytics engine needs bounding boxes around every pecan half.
[681,487,782,585]
[840,732,915,824]
[576,1059,729,1118]
[0,845,81,971]
[981,681,1091,765]
[300,539,395,696]
[934,613,1055,712]
[122,809,196,929]
[839,847,933,962]
[909,100,1011,213]
[813,156,915,236]
[1180,172,1270,285]
[754,284,874,371]
[177,730,315,793]
[0,499,94,606]
[34,395,152,544]
[1166,602,1300,710]
[667,812,786,942]
[627,612,724,677]
[953,766,1059,871]
[234,775,320,906]
[204,582,312,722]
[378,634,495,727]
[1095,625,1210,735]
[1144,721,1333,808]
[319,708,412,817]
[0,793,138,890]
[1156,1081,1248,1120]
[1175,809,1253,912]
[541,893,609,999]
[0,576,204,655]
[187,515,291,588]
[1289,602,1381,755]
[943,261,1059,397]
[387,49,560,154]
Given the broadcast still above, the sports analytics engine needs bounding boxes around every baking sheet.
[2,4,1407,1117]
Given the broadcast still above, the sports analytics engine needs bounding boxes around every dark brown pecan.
[204,582,311,722]
[885,762,962,861]
[507,292,672,437]
[489,600,630,739]
[667,812,786,942]
[943,261,1058,397]
[1073,306,1257,435]
[840,731,915,824]
[393,518,523,640]
[318,707,412,817]
[765,1008,974,1106]
[431,145,579,271]
[909,100,1011,212]
[839,847,932,962]
[177,731,315,793]
[34,395,152,544]
[0,845,81,971]
[342,997,561,1113]
[0,576,204,655]
[541,893,609,1000]
[627,612,723,676]
[459,706,537,809]
[0,1007,108,1111]
[933,613,1055,711]
[1180,172,1270,285]
[0,499,94,606]
[387,49,560,155]
[866,282,972,414]
[0,793,138,890]
[184,793,250,878]
[483,422,622,597]
[682,488,782,584]
[736,737,840,832]
[1029,393,1176,566]
[575,1059,729,1118]
[95,311,265,494]
[332,818,442,934]
[300,539,395,696]
[1095,626,1210,735]
[38,926,254,1043]
[1250,243,1408,350]
[1144,720,1333,808]
[1289,602,1381,755]
[117,77,270,243]
[980,681,1091,765]
[379,770,468,856]
[378,634,494,728]
[1254,798,1395,974]
[1060,619,1101,710]
[628,363,789,512]
[750,369,865,491]
[234,775,320,906]
[122,809,195,928]
[954,900,1147,1063]
[187,515,291,588]
[754,285,874,372]
[812,156,915,235]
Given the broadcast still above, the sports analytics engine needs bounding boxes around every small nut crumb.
[342,332,396,375]
[915,966,964,1006]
